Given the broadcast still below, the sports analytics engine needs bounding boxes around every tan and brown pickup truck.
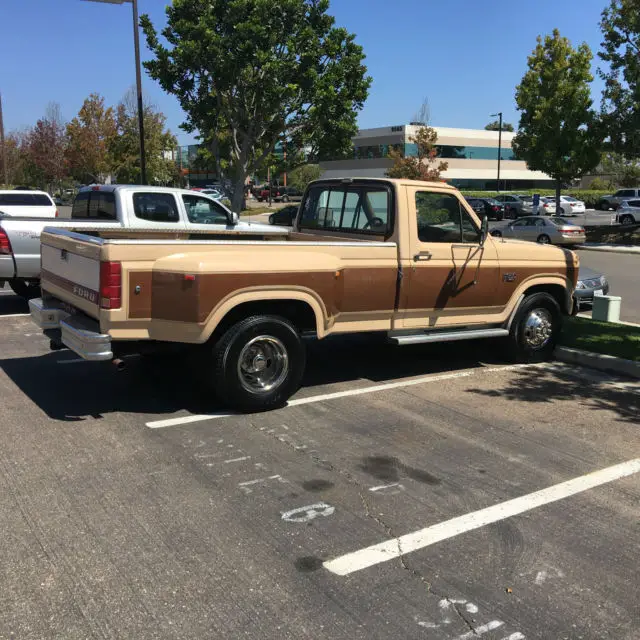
[30,179,578,411]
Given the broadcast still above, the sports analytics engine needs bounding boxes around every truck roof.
[77,184,214,197]
[309,177,457,190]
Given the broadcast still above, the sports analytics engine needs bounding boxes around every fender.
[505,274,574,324]
[201,286,329,341]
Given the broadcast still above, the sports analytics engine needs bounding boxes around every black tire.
[619,214,635,225]
[9,279,41,300]
[491,229,503,238]
[268,214,275,224]
[209,315,305,412]
[559,207,565,215]
[537,234,551,244]
[506,292,562,363]
[282,195,290,203]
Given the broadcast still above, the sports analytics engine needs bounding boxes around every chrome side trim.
[42,227,105,245]
[95,239,396,247]
[388,328,509,346]
[60,315,113,361]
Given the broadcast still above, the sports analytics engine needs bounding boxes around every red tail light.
[100,261,122,309]
[55,209,59,218]
[0,229,12,255]
[492,205,500,212]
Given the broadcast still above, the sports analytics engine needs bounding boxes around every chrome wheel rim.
[238,335,289,394]
[538,235,550,244]
[523,308,553,348]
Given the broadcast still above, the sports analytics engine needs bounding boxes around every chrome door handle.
[413,252,432,261]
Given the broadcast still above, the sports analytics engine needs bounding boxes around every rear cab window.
[299,182,392,236]
[71,190,117,220]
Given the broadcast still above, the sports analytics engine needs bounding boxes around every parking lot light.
[490,112,503,193]
[82,0,147,185]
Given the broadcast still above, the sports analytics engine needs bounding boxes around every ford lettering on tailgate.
[73,285,98,304]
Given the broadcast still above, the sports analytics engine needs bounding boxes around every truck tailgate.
[40,230,103,319]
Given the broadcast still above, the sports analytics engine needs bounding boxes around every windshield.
[485,198,500,205]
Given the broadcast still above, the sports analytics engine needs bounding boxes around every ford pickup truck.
[30,178,579,412]
[0,184,278,299]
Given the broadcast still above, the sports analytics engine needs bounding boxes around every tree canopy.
[513,29,601,206]
[485,120,514,132]
[599,0,640,158]
[288,163,322,190]
[386,126,448,181]
[141,0,371,211]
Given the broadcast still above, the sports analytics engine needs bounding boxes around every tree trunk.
[555,179,561,216]
[230,174,247,214]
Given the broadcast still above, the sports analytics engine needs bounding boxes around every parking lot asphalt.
[0,299,638,640]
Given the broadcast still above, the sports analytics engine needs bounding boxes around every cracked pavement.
[0,311,638,639]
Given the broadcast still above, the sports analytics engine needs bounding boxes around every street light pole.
[0,93,7,186]
[131,0,147,185]
[491,112,502,192]
[82,0,146,184]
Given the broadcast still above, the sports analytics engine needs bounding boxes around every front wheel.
[506,293,562,363]
[209,315,306,412]
[9,279,41,300]
[537,234,551,244]
[619,214,635,225]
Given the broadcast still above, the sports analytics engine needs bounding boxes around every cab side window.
[133,193,179,222]
[182,195,229,224]
[416,192,480,243]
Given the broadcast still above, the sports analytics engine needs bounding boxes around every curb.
[576,244,640,255]
[555,346,640,379]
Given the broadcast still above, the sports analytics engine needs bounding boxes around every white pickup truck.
[0,184,279,298]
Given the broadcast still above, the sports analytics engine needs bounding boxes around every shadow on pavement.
[0,335,510,421]
[0,291,29,316]
[467,363,639,424]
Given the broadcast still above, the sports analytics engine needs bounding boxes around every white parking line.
[145,364,543,429]
[323,458,640,576]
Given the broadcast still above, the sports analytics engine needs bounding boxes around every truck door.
[399,186,501,328]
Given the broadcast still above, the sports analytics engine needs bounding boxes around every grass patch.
[560,316,640,362]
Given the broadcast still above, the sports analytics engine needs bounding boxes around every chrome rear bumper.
[29,297,113,361]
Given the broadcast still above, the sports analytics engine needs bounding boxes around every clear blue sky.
[0,0,608,143]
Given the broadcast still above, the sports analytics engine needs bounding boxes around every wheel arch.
[202,289,327,343]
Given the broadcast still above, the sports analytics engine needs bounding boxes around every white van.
[0,191,57,218]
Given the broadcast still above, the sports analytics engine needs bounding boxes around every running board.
[388,328,509,346]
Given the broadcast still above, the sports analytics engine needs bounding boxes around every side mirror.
[229,211,239,225]
[480,215,489,246]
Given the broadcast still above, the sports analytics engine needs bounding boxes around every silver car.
[616,200,640,225]
[491,216,586,245]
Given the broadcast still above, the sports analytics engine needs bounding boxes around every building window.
[435,145,517,161]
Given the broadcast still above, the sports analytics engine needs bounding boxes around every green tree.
[599,0,640,159]
[288,163,322,190]
[111,88,178,185]
[513,30,601,210]
[66,94,117,184]
[386,126,448,181]
[141,0,371,212]
[485,120,515,132]
[600,151,640,187]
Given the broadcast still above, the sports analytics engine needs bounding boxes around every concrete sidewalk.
[576,243,640,255]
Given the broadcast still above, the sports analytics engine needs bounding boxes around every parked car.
[0,190,57,218]
[615,200,640,225]
[269,205,298,226]
[465,197,507,220]
[273,186,303,203]
[200,188,224,200]
[574,266,609,309]
[494,194,526,216]
[491,216,586,245]
[557,196,585,216]
[596,188,640,211]
[516,195,535,215]
[0,185,280,300]
[30,177,579,412]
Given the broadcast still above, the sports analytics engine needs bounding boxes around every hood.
[492,236,578,263]
[578,266,602,281]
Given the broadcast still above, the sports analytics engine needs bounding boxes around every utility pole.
[491,112,503,193]
[0,93,7,186]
